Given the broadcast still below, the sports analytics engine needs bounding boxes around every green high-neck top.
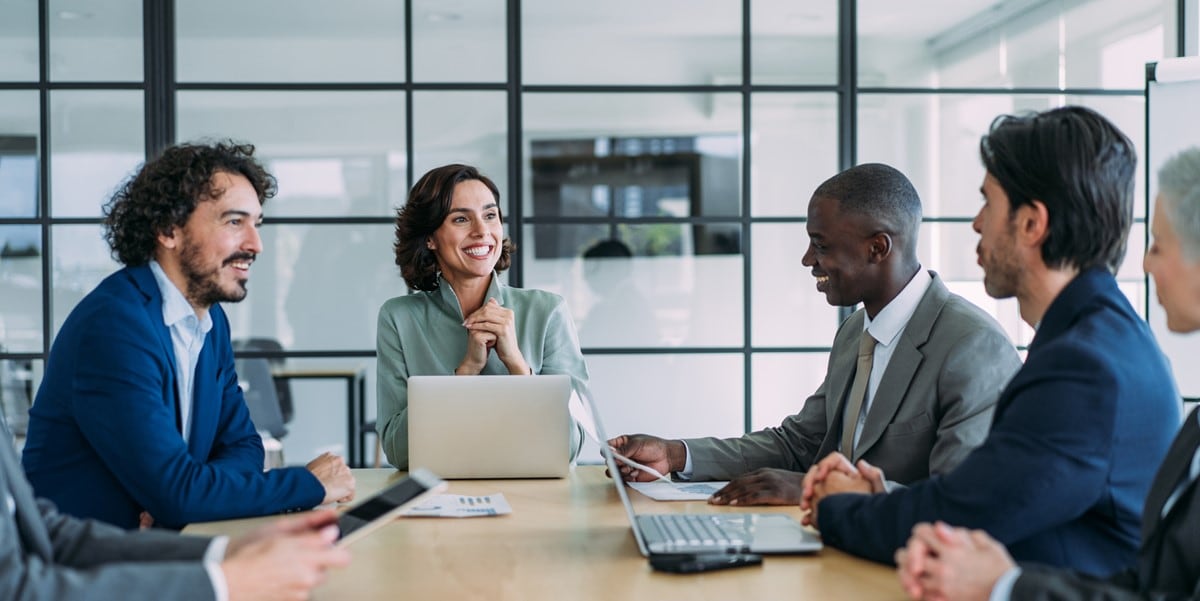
[376,273,589,469]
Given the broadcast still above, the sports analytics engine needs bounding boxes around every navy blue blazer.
[817,268,1180,577]
[22,265,324,529]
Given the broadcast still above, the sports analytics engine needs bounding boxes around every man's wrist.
[666,440,687,473]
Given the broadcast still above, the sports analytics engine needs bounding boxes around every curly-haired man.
[21,141,355,533]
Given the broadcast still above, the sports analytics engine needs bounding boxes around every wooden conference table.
[186,467,903,600]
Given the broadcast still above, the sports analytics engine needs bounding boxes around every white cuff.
[988,566,1022,601]
[204,536,230,601]
[677,441,694,480]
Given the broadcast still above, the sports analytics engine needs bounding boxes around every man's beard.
[180,243,253,308]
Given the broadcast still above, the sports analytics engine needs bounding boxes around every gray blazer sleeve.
[1012,564,1199,601]
[683,378,831,481]
[1,474,214,600]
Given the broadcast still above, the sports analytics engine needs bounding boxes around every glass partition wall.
[0,0,1181,464]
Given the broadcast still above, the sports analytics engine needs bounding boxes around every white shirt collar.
[864,269,933,347]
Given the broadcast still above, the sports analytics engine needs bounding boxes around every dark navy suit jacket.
[21,265,323,529]
[817,268,1180,577]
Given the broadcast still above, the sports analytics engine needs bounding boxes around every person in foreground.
[803,106,1180,577]
[377,164,589,469]
[2,412,349,601]
[21,141,355,530]
[894,146,1200,601]
[609,163,1020,504]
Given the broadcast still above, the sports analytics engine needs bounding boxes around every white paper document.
[628,481,729,502]
[401,493,513,517]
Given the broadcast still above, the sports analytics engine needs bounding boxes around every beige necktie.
[840,331,877,458]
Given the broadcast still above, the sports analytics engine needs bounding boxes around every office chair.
[231,338,294,423]
[235,357,288,469]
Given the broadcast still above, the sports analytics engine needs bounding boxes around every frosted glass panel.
[858,94,1147,219]
[176,1,405,83]
[751,93,839,217]
[523,226,744,348]
[0,226,42,353]
[49,0,142,82]
[859,0,1172,88]
[578,353,745,464]
[751,353,830,431]
[522,0,741,85]
[752,224,840,347]
[50,90,144,217]
[177,91,408,216]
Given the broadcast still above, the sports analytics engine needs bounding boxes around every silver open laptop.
[582,387,823,555]
[408,374,571,479]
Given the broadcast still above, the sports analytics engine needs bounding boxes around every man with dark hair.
[22,141,355,531]
[804,106,1179,578]
[610,163,1021,505]
[891,146,1200,601]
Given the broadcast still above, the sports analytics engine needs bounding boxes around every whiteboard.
[1147,56,1200,399]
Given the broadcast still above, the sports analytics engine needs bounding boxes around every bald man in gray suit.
[611,164,1021,505]
[0,414,348,600]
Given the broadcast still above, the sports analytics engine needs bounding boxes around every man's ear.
[1016,200,1050,247]
[867,232,893,264]
[156,226,178,251]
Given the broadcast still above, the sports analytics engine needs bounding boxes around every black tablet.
[336,467,447,547]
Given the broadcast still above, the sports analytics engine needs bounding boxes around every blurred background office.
[0,0,1194,465]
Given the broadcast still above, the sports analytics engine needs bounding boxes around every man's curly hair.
[103,141,277,266]
[394,164,514,291]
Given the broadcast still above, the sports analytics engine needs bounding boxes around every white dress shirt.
[148,261,213,442]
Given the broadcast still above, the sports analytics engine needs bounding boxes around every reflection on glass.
[50,225,117,341]
[752,353,830,430]
[177,91,407,216]
[523,225,743,348]
[524,93,743,217]
[0,91,41,218]
[530,135,741,221]
[859,0,1171,88]
[858,94,1147,218]
[522,0,740,85]
[49,0,142,81]
[752,0,838,85]
[751,93,838,216]
[0,2,37,81]
[412,0,505,82]
[412,91,508,212]
[576,353,745,462]
[0,225,43,353]
[176,0,405,83]
[0,136,39,219]
[50,90,144,217]
[0,358,40,435]
[752,224,840,347]
[219,224,397,351]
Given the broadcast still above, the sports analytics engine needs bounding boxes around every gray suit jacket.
[0,416,215,600]
[685,272,1020,484]
[1012,406,1200,600]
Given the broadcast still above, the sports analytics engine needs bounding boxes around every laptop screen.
[574,383,653,556]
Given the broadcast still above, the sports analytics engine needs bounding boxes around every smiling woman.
[376,164,590,469]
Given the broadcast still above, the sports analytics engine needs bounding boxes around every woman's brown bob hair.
[394,164,514,291]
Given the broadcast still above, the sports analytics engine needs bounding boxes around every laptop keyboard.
[642,514,747,551]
